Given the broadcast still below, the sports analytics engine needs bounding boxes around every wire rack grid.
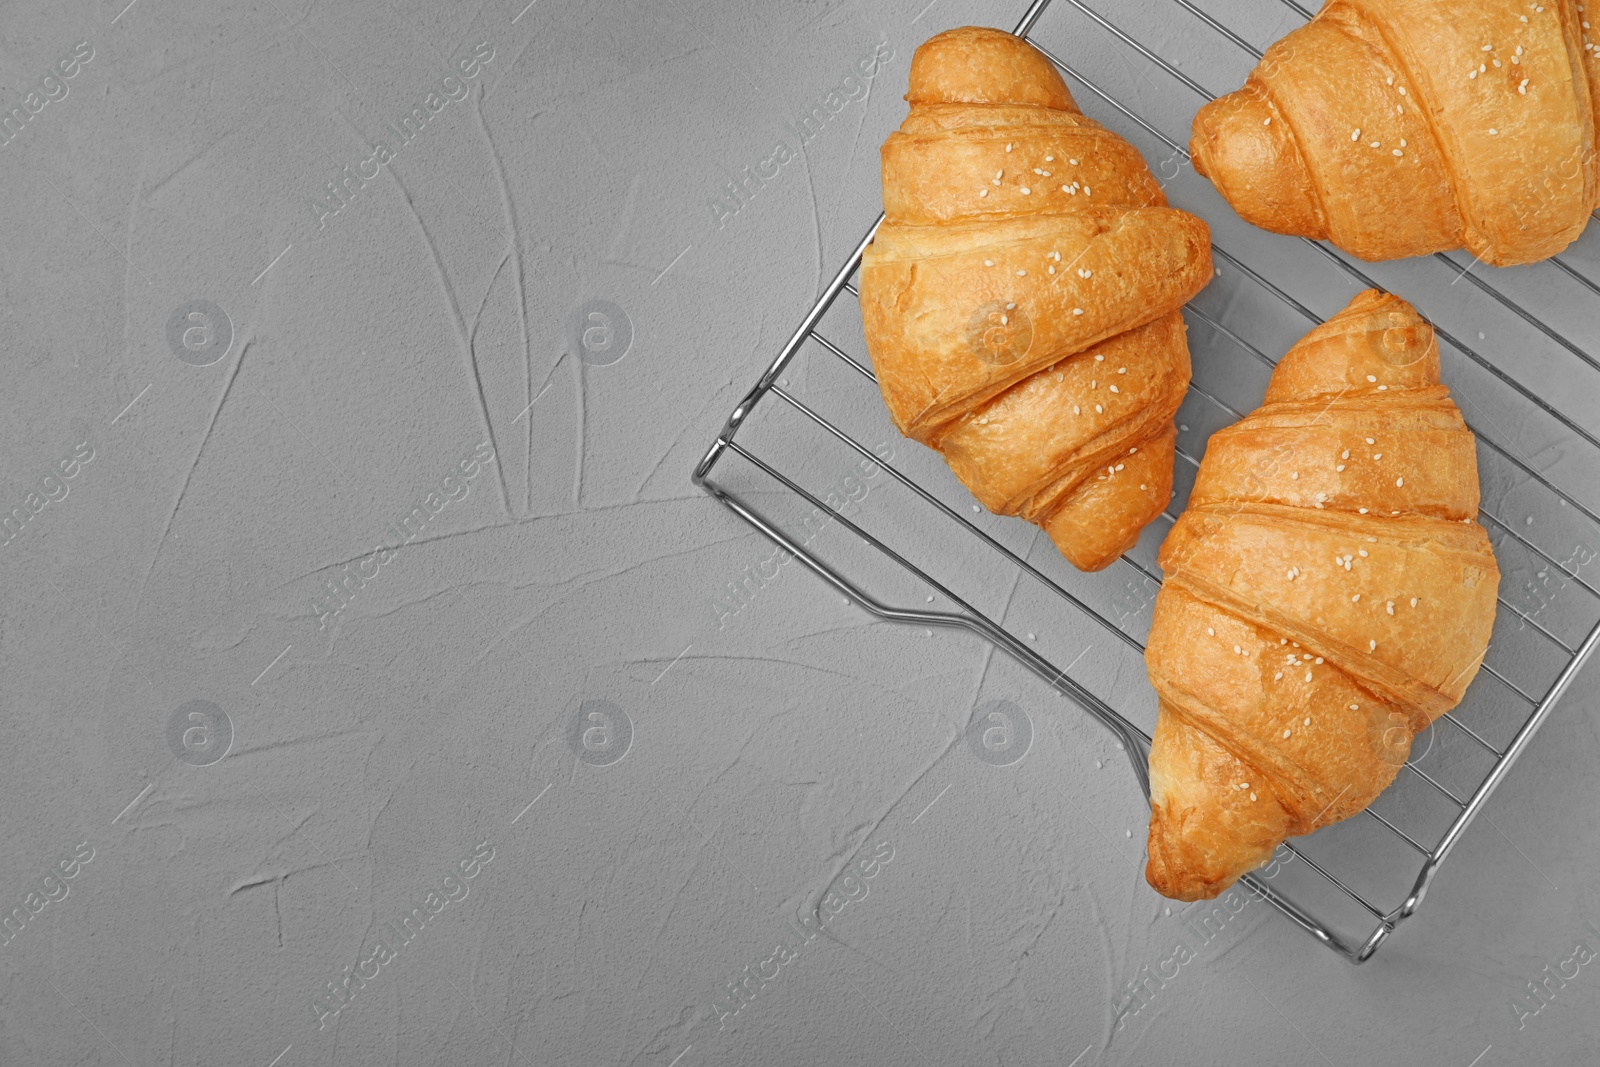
[693,0,1600,963]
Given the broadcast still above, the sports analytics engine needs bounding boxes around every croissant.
[1191,0,1600,266]
[859,27,1213,571]
[1143,290,1500,901]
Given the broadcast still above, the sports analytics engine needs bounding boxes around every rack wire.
[693,0,1600,962]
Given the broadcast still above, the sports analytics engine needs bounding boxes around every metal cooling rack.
[693,0,1600,962]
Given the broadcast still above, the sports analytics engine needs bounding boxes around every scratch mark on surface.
[383,165,512,519]
[473,98,536,517]
[136,337,249,623]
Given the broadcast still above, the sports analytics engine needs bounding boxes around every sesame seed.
[979,189,989,198]
[1342,449,1350,459]
[1073,405,1080,414]
[1370,640,1378,651]
[1207,627,1215,636]
[1250,792,1257,802]
[1387,602,1395,615]
[1371,141,1382,148]
[1083,186,1091,195]
[1304,717,1311,726]
[1118,367,1126,374]
[1350,704,1359,711]
[1094,354,1104,362]
[1483,43,1493,51]
[1062,185,1073,194]
[1073,308,1084,315]
[1045,154,1054,161]
[1352,594,1361,602]
[1393,148,1404,156]
[1400,139,1407,147]
[1069,158,1078,165]
[1095,404,1103,413]
[1352,128,1361,141]
[1005,143,1013,152]
[1048,266,1055,274]
[1315,657,1323,664]
[1519,79,1529,92]
[1283,729,1292,739]
[1139,483,1147,490]
[1274,671,1283,680]
[1399,86,1407,95]
[1336,465,1345,472]
[1396,477,1404,487]
[1411,597,1419,607]
[1359,507,1368,514]
[1366,437,1375,444]
[1020,186,1031,195]
[1264,117,1272,125]
[1367,375,1378,382]
[984,259,994,266]
[1110,384,1120,393]
[1488,129,1498,136]
[1304,671,1312,682]
[1017,270,1027,276]
[1233,644,1242,654]
[1115,462,1124,470]
[1291,471,1299,480]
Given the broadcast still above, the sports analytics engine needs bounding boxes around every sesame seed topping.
[1336,465,1346,472]
[1352,128,1361,141]
[1387,602,1395,615]
[984,259,993,266]
[1304,671,1312,682]
[1483,43,1494,51]
[1350,704,1359,711]
[1393,148,1404,156]
[1399,86,1407,95]
[979,189,989,198]
[1359,507,1368,514]
[1017,270,1027,276]
[1304,717,1311,726]
[1069,158,1078,165]
[1095,404,1102,413]
[1045,154,1054,161]
[1371,141,1382,148]
[1366,437,1375,444]
[1342,449,1350,459]
[1005,143,1013,152]
[1264,116,1272,126]
[1283,729,1292,739]
[1234,644,1242,654]
[1094,354,1104,362]
[1291,471,1299,480]
[1110,384,1119,393]
[1048,266,1055,274]
[1488,129,1498,136]
[1315,657,1323,664]
[1367,375,1378,382]
[1250,792,1257,802]
[1396,476,1404,487]
[1411,597,1419,607]
[1207,627,1215,636]
[1378,384,1389,391]
[1083,186,1091,195]
[1370,640,1378,651]
[1020,186,1031,195]
[1073,307,1084,315]
[1519,79,1529,92]
[1274,671,1283,680]
[1352,594,1361,602]
[1073,405,1080,415]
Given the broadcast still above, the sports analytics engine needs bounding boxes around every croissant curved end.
[1191,86,1324,242]
[906,26,1077,110]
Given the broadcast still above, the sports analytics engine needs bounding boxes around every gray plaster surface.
[2,0,1598,1064]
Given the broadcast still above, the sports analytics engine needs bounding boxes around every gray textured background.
[3,0,1599,1064]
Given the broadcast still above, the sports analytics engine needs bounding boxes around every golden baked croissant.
[1143,290,1500,901]
[859,27,1213,571]
[1191,0,1600,266]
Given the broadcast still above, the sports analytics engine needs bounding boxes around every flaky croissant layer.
[860,27,1212,571]
[1192,0,1600,265]
[1144,290,1499,901]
